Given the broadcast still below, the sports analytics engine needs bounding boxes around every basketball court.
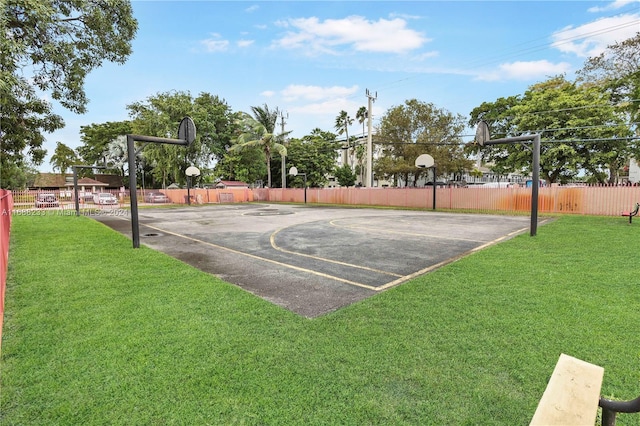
[94,204,537,317]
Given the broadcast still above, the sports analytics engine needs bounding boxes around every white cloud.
[388,12,421,20]
[261,90,276,97]
[237,39,254,48]
[588,0,639,13]
[551,14,640,57]
[245,4,259,13]
[200,34,229,52]
[272,15,429,55]
[281,84,359,102]
[289,98,358,116]
[477,60,572,81]
[411,51,439,61]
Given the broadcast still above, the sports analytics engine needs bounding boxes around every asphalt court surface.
[94,204,536,317]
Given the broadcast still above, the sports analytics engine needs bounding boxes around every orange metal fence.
[251,185,640,216]
[8,185,640,216]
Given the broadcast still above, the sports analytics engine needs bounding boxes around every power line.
[344,7,640,104]
[372,136,640,147]
[502,98,640,117]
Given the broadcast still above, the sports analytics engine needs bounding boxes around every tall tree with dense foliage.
[375,99,470,186]
[50,142,79,173]
[123,91,236,187]
[230,112,286,188]
[470,76,632,184]
[1,0,138,188]
[577,32,640,135]
[334,164,357,187]
[286,128,339,188]
[77,121,133,167]
[518,76,631,183]
[215,146,266,186]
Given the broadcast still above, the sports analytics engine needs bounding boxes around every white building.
[628,159,640,183]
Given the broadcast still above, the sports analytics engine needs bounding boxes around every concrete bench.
[530,353,604,425]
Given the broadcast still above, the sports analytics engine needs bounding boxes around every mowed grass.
[1,213,639,425]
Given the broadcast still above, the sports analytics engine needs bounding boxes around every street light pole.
[185,166,201,206]
[365,89,376,187]
[288,166,307,204]
[415,154,436,210]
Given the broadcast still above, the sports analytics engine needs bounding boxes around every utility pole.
[365,89,377,187]
[279,111,288,189]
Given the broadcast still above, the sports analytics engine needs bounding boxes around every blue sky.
[41,0,640,171]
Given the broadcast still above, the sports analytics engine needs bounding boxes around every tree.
[123,91,237,187]
[472,76,631,184]
[249,104,290,188]
[250,104,279,134]
[1,78,62,187]
[335,110,354,168]
[1,0,138,188]
[50,142,79,173]
[375,99,471,186]
[356,106,368,137]
[215,146,266,186]
[286,128,340,188]
[195,93,238,164]
[468,96,521,140]
[334,164,357,187]
[104,135,129,177]
[354,144,366,183]
[230,112,286,188]
[355,106,369,183]
[78,121,133,166]
[577,32,640,134]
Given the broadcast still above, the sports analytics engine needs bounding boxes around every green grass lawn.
[1,213,639,425]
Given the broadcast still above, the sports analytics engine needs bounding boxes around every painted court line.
[329,219,487,243]
[116,214,531,294]
[269,226,403,278]
[375,226,530,290]
[137,222,381,291]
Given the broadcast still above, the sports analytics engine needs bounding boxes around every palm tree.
[250,104,291,188]
[230,112,286,188]
[355,106,368,182]
[104,135,129,176]
[250,104,278,133]
[335,110,353,168]
[356,106,367,137]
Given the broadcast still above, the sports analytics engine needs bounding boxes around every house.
[31,172,71,190]
[32,172,123,190]
[215,180,249,189]
[94,174,124,189]
[72,177,108,192]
